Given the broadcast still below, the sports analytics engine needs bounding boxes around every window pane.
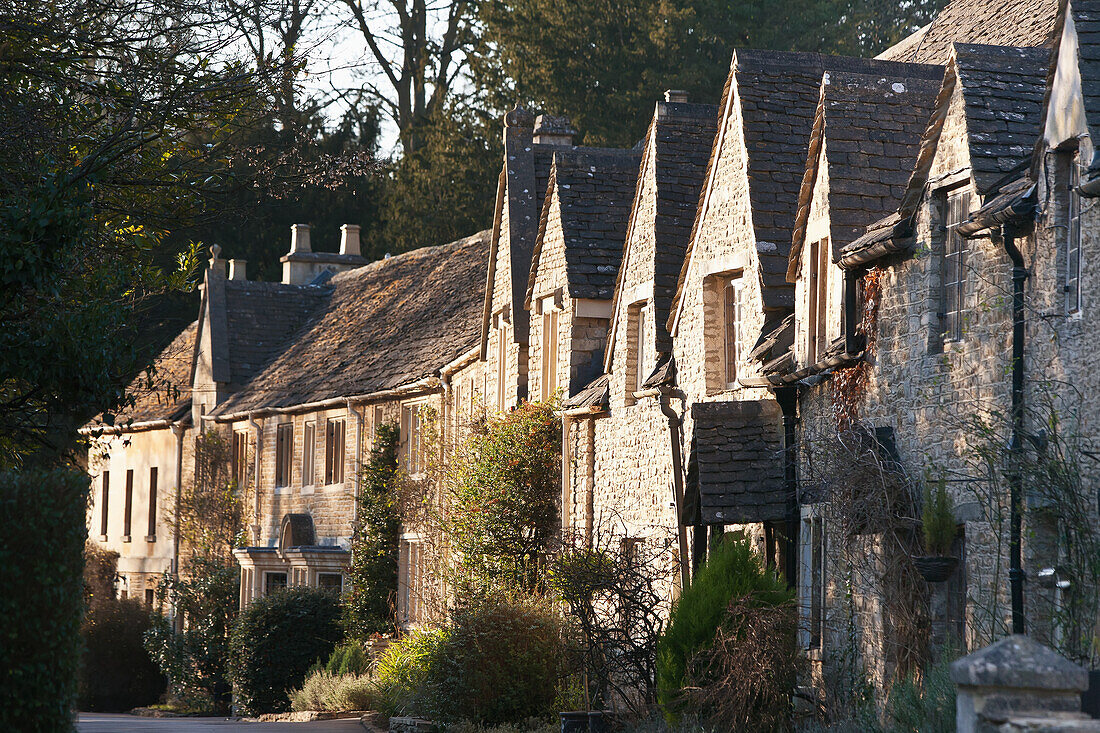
[303,423,315,486]
[944,191,970,341]
[724,281,738,385]
[318,573,343,593]
[1067,155,1082,314]
[265,572,287,596]
[100,471,109,536]
[147,467,158,538]
[123,469,134,538]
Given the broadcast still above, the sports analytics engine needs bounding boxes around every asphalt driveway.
[77,713,367,733]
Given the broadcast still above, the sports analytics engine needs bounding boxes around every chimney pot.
[229,259,247,280]
[340,224,361,256]
[208,244,226,279]
[290,224,312,253]
[665,89,688,103]
[533,114,576,146]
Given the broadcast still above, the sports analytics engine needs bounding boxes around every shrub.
[884,652,956,733]
[229,586,343,715]
[289,670,376,712]
[445,401,561,591]
[324,639,373,676]
[344,423,401,637]
[372,627,448,717]
[0,468,89,733]
[144,557,240,713]
[655,534,792,723]
[921,479,956,555]
[79,596,166,711]
[426,592,567,726]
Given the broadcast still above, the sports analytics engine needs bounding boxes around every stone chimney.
[664,89,689,103]
[208,244,226,279]
[229,259,247,280]
[533,114,576,146]
[281,224,367,285]
[290,223,312,253]
[339,224,361,257]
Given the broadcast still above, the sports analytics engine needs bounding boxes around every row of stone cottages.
[84,0,1100,688]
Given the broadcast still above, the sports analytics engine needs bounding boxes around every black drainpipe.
[1003,222,1027,635]
[775,385,799,587]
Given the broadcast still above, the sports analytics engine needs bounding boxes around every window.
[99,471,109,537]
[275,423,293,488]
[800,505,826,652]
[232,430,249,488]
[123,469,134,540]
[635,305,649,392]
[145,588,155,606]
[723,278,743,388]
[302,422,316,486]
[403,403,427,475]
[1065,151,1082,315]
[318,573,343,593]
[400,539,426,624]
[943,190,971,342]
[325,418,345,485]
[541,308,559,401]
[146,467,158,541]
[806,239,830,364]
[264,572,288,596]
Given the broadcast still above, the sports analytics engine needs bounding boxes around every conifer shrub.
[229,586,342,714]
[921,479,956,555]
[0,468,89,732]
[323,639,372,676]
[655,534,793,723]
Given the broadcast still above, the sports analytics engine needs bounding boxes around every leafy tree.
[374,103,501,254]
[444,401,562,592]
[344,423,401,637]
[473,0,947,148]
[0,0,367,468]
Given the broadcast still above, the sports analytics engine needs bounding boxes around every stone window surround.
[234,545,349,608]
[302,420,317,493]
[398,532,428,627]
[533,290,563,402]
[401,398,431,478]
[274,422,293,491]
[624,298,651,405]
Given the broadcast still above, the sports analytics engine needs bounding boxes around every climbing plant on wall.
[344,422,401,638]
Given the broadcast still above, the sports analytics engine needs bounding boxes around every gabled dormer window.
[806,239,830,364]
[723,278,743,388]
[1064,150,1083,315]
[942,190,971,342]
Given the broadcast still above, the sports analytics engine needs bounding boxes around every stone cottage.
[562,94,716,583]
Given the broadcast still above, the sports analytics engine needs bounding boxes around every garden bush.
[289,670,375,712]
[426,592,566,726]
[228,586,343,714]
[372,627,447,717]
[79,596,166,711]
[655,534,792,723]
[323,639,373,675]
[0,468,89,732]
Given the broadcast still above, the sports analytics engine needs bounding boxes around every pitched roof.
[670,50,945,330]
[689,400,786,525]
[841,43,1049,267]
[526,148,641,304]
[877,0,1059,64]
[606,102,718,365]
[789,70,942,277]
[955,44,1050,193]
[104,321,197,428]
[221,280,330,387]
[215,231,490,416]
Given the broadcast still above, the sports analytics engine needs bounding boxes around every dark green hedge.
[229,586,342,715]
[0,468,90,732]
[79,597,166,711]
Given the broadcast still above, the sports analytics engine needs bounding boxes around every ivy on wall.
[343,422,401,637]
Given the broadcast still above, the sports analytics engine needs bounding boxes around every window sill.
[144,535,156,543]
[323,482,346,491]
[273,486,290,495]
[98,534,108,543]
[301,485,316,495]
[121,535,131,543]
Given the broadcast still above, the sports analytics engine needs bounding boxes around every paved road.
[78,713,366,733]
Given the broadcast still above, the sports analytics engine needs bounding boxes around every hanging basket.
[914,555,959,582]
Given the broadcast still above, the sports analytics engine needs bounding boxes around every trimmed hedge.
[229,586,342,715]
[79,597,166,711]
[0,468,90,732]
